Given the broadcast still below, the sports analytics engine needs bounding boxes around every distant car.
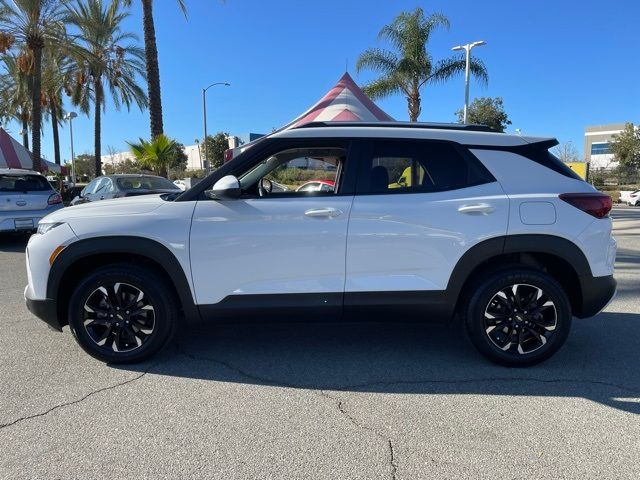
[620,190,639,206]
[70,174,181,205]
[295,179,335,193]
[0,168,63,233]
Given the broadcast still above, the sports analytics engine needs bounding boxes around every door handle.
[304,207,342,218]
[100,195,105,200]
[458,203,495,215]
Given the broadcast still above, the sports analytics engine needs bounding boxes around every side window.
[237,147,346,197]
[361,141,492,194]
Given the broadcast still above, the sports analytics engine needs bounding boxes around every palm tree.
[356,7,488,122]
[121,0,187,138]
[124,1,222,138]
[41,48,73,165]
[0,53,31,148]
[66,0,147,176]
[0,0,69,171]
[128,133,181,178]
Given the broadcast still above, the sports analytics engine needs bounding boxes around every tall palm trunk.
[142,0,164,138]
[30,45,43,171]
[50,101,61,165]
[408,81,421,122]
[94,77,102,176]
[21,114,29,150]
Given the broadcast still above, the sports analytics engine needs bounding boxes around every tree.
[202,132,229,170]
[66,0,147,176]
[41,47,73,165]
[552,142,580,163]
[455,97,511,132]
[0,53,31,148]
[70,153,97,178]
[610,123,640,174]
[0,0,70,171]
[356,7,488,122]
[103,158,143,175]
[128,134,185,178]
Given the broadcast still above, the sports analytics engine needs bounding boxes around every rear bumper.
[575,274,617,318]
[24,287,62,331]
[0,205,62,232]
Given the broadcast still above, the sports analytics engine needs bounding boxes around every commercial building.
[584,123,626,171]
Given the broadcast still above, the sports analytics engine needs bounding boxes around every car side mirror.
[210,175,241,199]
[79,188,86,198]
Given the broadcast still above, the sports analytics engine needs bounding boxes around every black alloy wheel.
[68,264,177,363]
[463,268,572,367]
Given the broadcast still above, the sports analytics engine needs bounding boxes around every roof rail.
[293,121,497,133]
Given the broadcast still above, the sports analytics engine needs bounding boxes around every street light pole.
[452,40,486,124]
[64,112,78,183]
[202,82,230,173]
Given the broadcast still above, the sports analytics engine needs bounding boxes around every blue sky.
[6,0,640,162]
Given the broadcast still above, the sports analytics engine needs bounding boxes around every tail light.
[224,148,233,163]
[47,193,62,205]
[559,193,612,219]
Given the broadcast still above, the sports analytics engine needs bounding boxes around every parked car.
[620,190,639,206]
[296,179,335,193]
[25,122,616,367]
[70,174,181,205]
[0,168,63,233]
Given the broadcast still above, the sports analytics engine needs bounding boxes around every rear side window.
[358,140,494,194]
[524,148,583,181]
[0,174,52,192]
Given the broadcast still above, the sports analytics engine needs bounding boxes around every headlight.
[37,222,64,235]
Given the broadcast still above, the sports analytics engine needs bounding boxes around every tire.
[68,263,178,363]
[462,267,572,367]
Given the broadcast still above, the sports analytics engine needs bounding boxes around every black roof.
[293,121,497,133]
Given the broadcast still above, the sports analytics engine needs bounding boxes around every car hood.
[45,194,167,222]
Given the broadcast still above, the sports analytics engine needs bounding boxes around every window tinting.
[0,174,52,192]
[591,142,611,155]
[116,176,178,191]
[361,141,492,194]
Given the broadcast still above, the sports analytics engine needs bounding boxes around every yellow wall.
[566,162,588,180]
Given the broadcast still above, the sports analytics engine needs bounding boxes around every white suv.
[24,122,616,366]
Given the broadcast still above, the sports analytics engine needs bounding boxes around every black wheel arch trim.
[446,233,593,307]
[48,236,200,324]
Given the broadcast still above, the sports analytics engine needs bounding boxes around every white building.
[583,123,627,171]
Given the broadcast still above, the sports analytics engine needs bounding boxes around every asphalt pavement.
[1,207,639,479]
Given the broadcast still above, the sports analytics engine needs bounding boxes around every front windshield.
[116,176,179,191]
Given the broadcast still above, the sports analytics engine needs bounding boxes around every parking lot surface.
[1,207,639,479]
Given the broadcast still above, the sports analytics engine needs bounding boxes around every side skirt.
[198,291,454,323]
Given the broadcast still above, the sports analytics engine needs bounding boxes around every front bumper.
[575,274,617,318]
[24,286,62,331]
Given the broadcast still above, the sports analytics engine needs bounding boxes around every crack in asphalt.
[0,363,156,431]
[174,343,640,395]
[176,343,399,479]
[174,343,640,479]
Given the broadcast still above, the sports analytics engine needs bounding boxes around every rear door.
[345,139,509,309]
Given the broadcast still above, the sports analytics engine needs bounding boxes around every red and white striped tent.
[282,72,394,129]
[225,72,394,161]
[0,127,65,174]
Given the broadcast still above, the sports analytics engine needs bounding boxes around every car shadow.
[115,311,640,415]
[0,233,29,252]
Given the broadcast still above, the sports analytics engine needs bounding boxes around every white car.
[620,190,639,206]
[24,122,616,366]
[1,169,63,233]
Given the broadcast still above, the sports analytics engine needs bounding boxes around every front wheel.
[68,264,178,363]
[462,268,572,367]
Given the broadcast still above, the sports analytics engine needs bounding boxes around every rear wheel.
[463,268,572,367]
[68,264,178,363]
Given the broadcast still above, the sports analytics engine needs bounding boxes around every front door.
[345,139,509,316]
[190,141,355,320]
